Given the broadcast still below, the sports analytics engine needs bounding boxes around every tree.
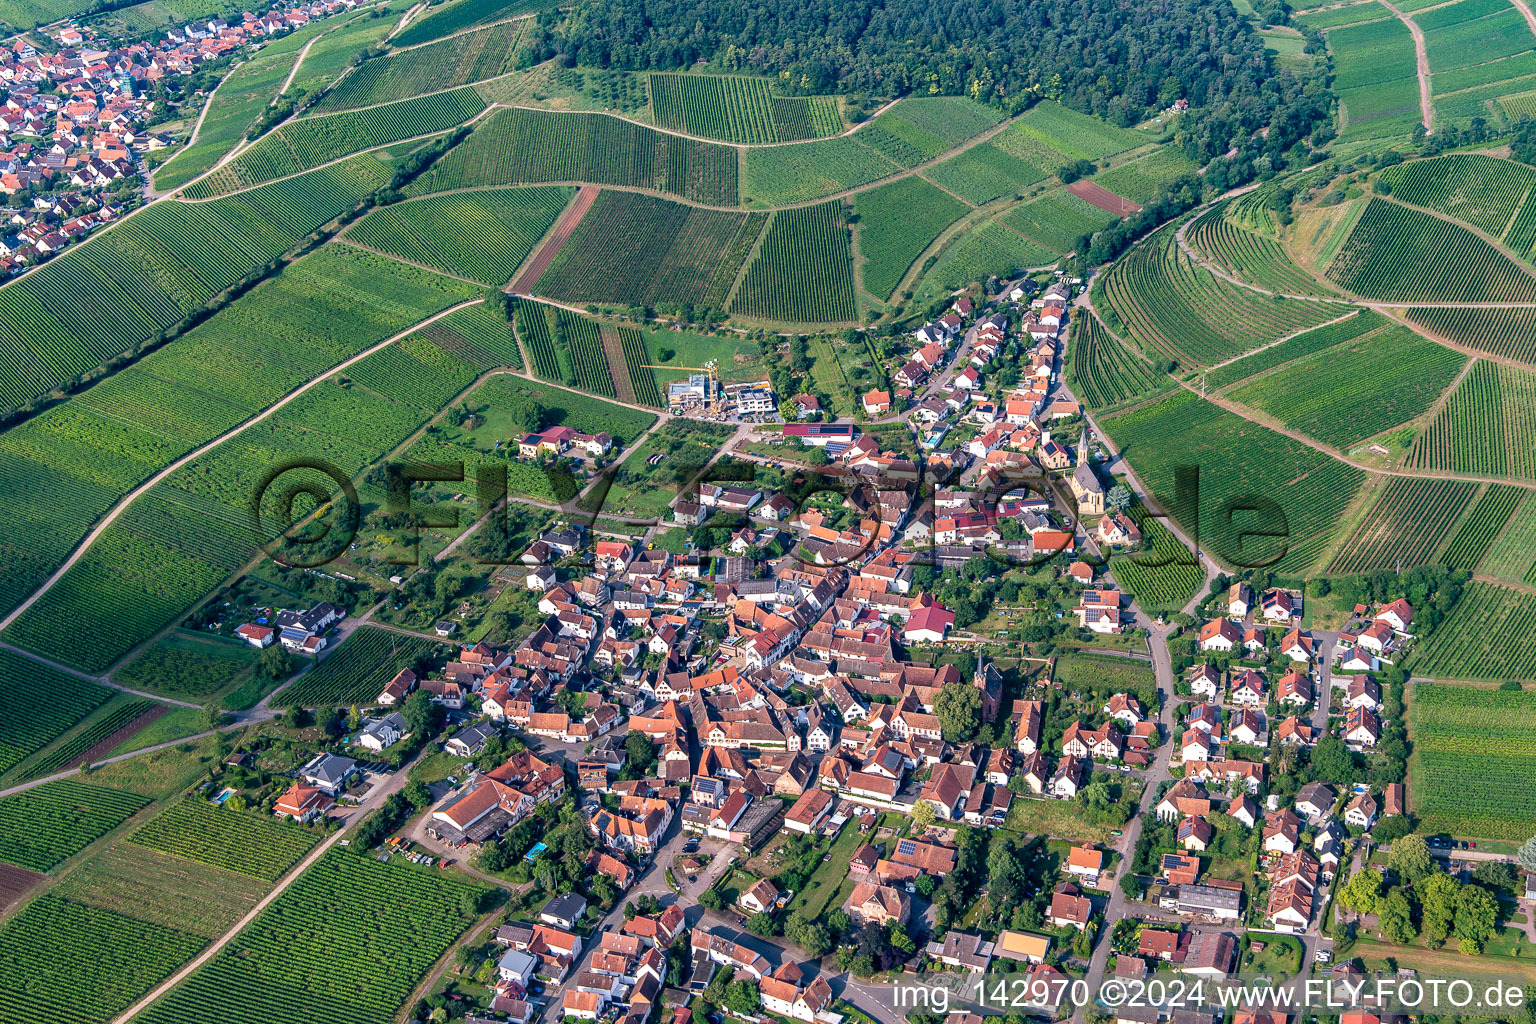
[933,681,982,742]
[725,979,760,1015]
[909,799,936,829]
[624,732,657,777]
[1473,860,1519,894]
[403,780,433,809]
[1417,872,1460,947]
[1388,834,1434,885]
[1107,485,1132,511]
[1518,835,1536,875]
[1310,735,1358,784]
[257,643,293,682]
[1377,889,1417,945]
[1454,884,1498,953]
[699,888,725,911]
[1337,869,1382,914]
[1373,815,1413,843]
[747,912,776,936]
[401,690,443,739]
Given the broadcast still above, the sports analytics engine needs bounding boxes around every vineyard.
[1326,198,1536,302]
[999,188,1117,254]
[533,190,754,308]
[0,893,205,1024]
[853,176,969,301]
[276,627,441,707]
[338,334,480,417]
[1325,477,1479,575]
[182,89,488,198]
[1478,491,1536,583]
[742,136,901,206]
[0,153,394,411]
[1414,0,1536,75]
[1090,146,1198,205]
[1407,359,1536,480]
[19,698,163,781]
[731,202,857,323]
[418,303,524,371]
[394,0,550,45]
[1228,322,1467,449]
[992,99,1145,170]
[0,779,148,871]
[1438,483,1525,571]
[131,799,317,882]
[1376,153,1535,237]
[1410,681,1536,839]
[1109,516,1205,613]
[918,220,1056,299]
[513,298,561,381]
[136,850,490,1024]
[114,633,257,703]
[344,186,573,286]
[1204,311,1384,392]
[1099,223,1338,367]
[3,247,482,672]
[54,842,269,940]
[1405,306,1536,368]
[559,312,617,397]
[404,107,739,205]
[312,19,521,113]
[1065,310,1170,411]
[648,73,841,142]
[1185,206,1340,297]
[925,143,1046,205]
[1411,581,1536,681]
[0,649,114,778]
[1099,390,1366,575]
[1328,16,1424,142]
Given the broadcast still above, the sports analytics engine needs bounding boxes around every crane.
[641,359,722,410]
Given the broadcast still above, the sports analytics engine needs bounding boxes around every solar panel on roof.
[896,838,917,856]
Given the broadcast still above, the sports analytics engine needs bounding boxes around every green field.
[1406,306,1536,367]
[183,89,488,198]
[114,632,258,705]
[54,842,271,940]
[992,100,1146,170]
[312,19,522,112]
[1101,390,1367,574]
[1000,189,1117,253]
[917,220,1057,298]
[1478,491,1536,583]
[1415,0,1536,75]
[731,202,857,323]
[1295,2,1390,29]
[345,186,573,286]
[464,375,656,444]
[136,850,490,1024]
[406,106,739,205]
[130,800,318,882]
[393,0,555,46]
[741,135,901,206]
[1329,17,1424,141]
[649,73,841,142]
[18,697,164,782]
[1066,310,1171,411]
[591,417,735,518]
[1412,580,1536,681]
[1228,322,1467,449]
[0,893,205,1024]
[1100,222,1339,368]
[1205,310,1385,392]
[0,650,114,778]
[275,626,442,708]
[534,190,756,308]
[1328,199,1536,302]
[853,176,970,300]
[1410,680,1536,838]
[1091,146,1198,204]
[925,143,1046,205]
[1326,477,1480,575]
[0,779,149,872]
[1407,359,1536,480]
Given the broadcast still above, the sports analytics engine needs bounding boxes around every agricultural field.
[1099,223,1339,368]
[1438,484,1526,571]
[282,8,400,97]
[1326,199,1536,302]
[1,246,483,672]
[0,893,205,1024]
[0,153,395,411]
[1109,517,1205,613]
[1410,680,1536,839]
[135,850,490,1024]
[344,186,574,286]
[1377,154,1536,238]
[1327,17,1424,141]
[131,800,318,882]
[1227,322,1467,449]
[54,842,270,940]
[731,203,857,323]
[405,107,739,205]
[1412,581,1536,681]
[1325,477,1480,575]
[999,188,1117,254]
[312,19,522,112]
[916,220,1057,300]
[182,88,488,198]
[1406,306,1536,368]
[1204,310,1385,392]
[1100,390,1367,575]
[1053,651,1157,695]
[1414,0,1536,76]
[18,698,165,782]
[464,375,656,444]
[275,626,442,708]
[853,176,970,301]
[618,328,665,407]
[0,779,149,872]
[992,100,1146,171]
[1478,491,1536,584]
[1090,146,1198,205]
[393,0,552,46]
[1407,360,1536,480]
[1185,206,1340,297]
[533,190,755,308]
[636,327,762,383]
[649,73,841,142]
[416,302,525,371]
[0,649,114,778]
[859,96,1005,166]
[1065,310,1171,411]
[924,143,1046,205]
[741,136,901,206]
[1294,1,1390,29]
